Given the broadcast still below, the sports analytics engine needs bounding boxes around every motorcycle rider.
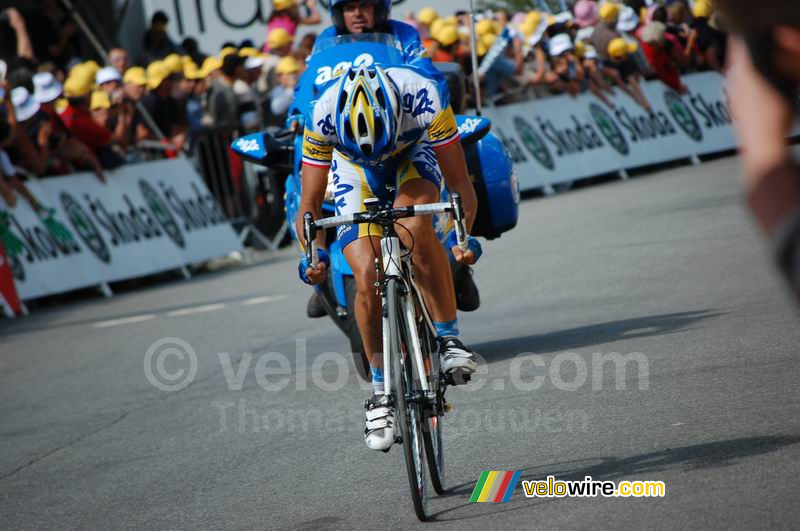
[297,56,482,450]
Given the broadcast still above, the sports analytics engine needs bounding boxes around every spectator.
[108,47,130,74]
[575,40,615,105]
[548,33,585,97]
[181,37,207,68]
[199,56,223,81]
[573,0,599,40]
[589,1,622,61]
[265,0,321,40]
[234,55,263,132]
[60,72,123,171]
[143,11,177,62]
[11,85,104,180]
[89,89,111,128]
[142,61,186,149]
[605,37,651,111]
[269,56,300,118]
[416,7,438,39]
[182,62,206,132]
[266,28,294,56]
[207,54,243,130]
[0,100,41,211]
[0,8,34,63]
[639,21,687,93]
[616,5,651,75]
[686,0,725,72]
[32,71,62,107]
[95,66,122,95]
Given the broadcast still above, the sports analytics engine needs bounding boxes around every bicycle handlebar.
[303,193,470,263]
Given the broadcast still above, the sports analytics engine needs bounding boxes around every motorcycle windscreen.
[301,33,405,99]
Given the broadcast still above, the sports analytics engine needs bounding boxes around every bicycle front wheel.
[388,278,428,522]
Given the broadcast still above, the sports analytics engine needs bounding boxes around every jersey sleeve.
[301,92,337,167]
[427,105,460,148]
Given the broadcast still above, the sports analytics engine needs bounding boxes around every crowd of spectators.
[0,0,729,210]
[0,5,315,211]
[410,0,728,108]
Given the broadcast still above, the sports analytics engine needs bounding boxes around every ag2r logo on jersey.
[513,117,554,171]
[664,90,703,142]
[589,103,629,156]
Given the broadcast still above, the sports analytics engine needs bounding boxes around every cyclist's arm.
[297,162,329,251]
[427,104,477,231]
[298,126,334,250]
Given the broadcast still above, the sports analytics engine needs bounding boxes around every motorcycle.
[232,33,519,380]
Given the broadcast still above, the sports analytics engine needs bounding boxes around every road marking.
[93,314,157,328]
[242,295,287,306]
[671,422,685,427]
[167,303,227,317]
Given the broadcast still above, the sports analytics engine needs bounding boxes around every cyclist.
[296,61,482,451]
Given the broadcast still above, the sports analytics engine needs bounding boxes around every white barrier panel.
[2,159,242,300]
[483,72,747,191]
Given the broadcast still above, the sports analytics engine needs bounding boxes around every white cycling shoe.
[438,336,478,377]
[364,393,396,452]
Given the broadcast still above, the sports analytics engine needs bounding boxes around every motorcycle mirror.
[456,115,492,147]
[231,132,270,165]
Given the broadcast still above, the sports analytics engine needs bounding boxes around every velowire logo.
[139,180,185,249]
[589,103,629,156]
[664,90,703,142]
[513,117,555,170]
[60,192,111,263]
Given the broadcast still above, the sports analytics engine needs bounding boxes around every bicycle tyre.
[388,278,428,522]
[413,297,445,495]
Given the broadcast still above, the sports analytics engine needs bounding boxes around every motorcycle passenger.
[296,60,482,451]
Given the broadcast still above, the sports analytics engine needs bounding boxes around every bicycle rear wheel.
[388,278,428,522]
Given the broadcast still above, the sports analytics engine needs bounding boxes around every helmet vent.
[344,121,354,141]
[357,114,368,137]
[361,143,373,157]
[375,88,385,108]
[338,90,347,113]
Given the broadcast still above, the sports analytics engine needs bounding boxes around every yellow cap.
[123,66,147,86]
[55,98,68,114]
[273,0,295,10]
[692,0,713,18]
[575,40,586,59]
[417,7,438,25]
[81,60,101,76]
[63,74,94,98]
[436,24,459,47]
[163,53,184,74]
[476,19,497,36]
[90,90,111,110]
[599,2,621,23]
[146,61,171,90]
[267,28,293,49]
[608,37,636,60]
[181,55,194,66]
[429,18,447,40]
[476,39,489,57]
[68,63,95,84]
[525,10,542,27]
[480,32,497,49]
[200,56,223,77]
[276,56,300,75]
[239,47,261,57]
[220,46,239,59]
[183,61,204,80]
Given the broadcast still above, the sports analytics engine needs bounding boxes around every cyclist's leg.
[393,143,457,325]
[394,143,478,376]
[332,154,387,383]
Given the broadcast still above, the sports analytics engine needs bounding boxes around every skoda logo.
[664,90,703,142]
[514,117,554,170]
[589,103,629,156]
[139,181,185,249]
[60,192,111,263]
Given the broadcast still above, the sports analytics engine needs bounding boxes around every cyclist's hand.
[298,248,330,285]
[446,230,482,265]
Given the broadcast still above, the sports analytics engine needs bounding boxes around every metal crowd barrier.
[190,125,287,252]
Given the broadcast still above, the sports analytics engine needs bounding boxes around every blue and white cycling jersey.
[301,64,459,168]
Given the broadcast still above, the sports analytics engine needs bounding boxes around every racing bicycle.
[302,192,472,521]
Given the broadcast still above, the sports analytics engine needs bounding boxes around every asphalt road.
[2,154,800,530]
